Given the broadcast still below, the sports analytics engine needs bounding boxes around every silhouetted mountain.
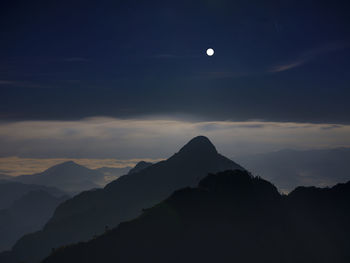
[0,190,68,252]
[235,147,350,192]
[42,170,350,263]
[14,161,106,193]
[0,181,65,210]
[127,161,152,174]
[1,136,243,263]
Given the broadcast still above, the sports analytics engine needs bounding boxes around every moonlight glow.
[206,48,214,56]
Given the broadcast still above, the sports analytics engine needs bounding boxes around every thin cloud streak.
[270,60,306,73]
[270,42,348,73]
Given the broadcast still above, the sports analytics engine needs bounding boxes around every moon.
[206,48,214,56]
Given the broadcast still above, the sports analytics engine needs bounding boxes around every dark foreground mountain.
[1,136,243,263]
[43,170,350,263]
[14,161,107,193]
[0,190,68,252]
[0,181,65,210]
[236,147,350,192]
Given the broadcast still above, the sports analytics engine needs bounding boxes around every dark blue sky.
[1,0,350,123]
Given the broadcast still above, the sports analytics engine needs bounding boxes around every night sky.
[1,0,350,123]
[0,0,350,177]
[2,2,350,258]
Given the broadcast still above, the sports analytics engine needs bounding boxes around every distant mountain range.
[43,169,350,263]
[0,181,65,210]
[2,137,350,263]
[236,147,350,192]
[0,136,243,263]
[13,161,116,193]
[0,160,139,253]
[0,190,68,252]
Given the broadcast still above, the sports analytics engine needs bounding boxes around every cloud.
[0,157,162,177]
[270,42,348,73]
[269,60,306,73]
[0,117,349,161]
[200,42,349,77]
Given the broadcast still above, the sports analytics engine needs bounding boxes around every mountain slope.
[14,161,106,193]
[43,170,350,263]
[127,161,152,174]
[0,190,68,252]
[0,181,65,210]
[1,136,243,263]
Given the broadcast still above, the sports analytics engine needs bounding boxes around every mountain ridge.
[1,136,244,263]
[42,170,350,263]
[127,161,152,174]
[0,190,68,252]
[14,161,106,193]
[0,181,65,210]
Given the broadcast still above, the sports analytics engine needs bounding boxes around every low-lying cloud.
[0,117,350,160]
[0,157,162,176]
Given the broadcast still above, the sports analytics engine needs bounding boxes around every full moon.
[206,48,214,56]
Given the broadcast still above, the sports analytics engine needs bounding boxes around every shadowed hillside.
[0,190,68,252]
[0,181,65,210]
[42,170,350,263]
[0,136,243,263]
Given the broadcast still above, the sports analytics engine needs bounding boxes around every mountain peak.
[48,161,82,171]
[42,160,91,177]
[60,161,78,166]
[178,136,217,156]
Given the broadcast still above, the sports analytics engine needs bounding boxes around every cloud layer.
[0,157,162,177]
[1,117,349,160]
